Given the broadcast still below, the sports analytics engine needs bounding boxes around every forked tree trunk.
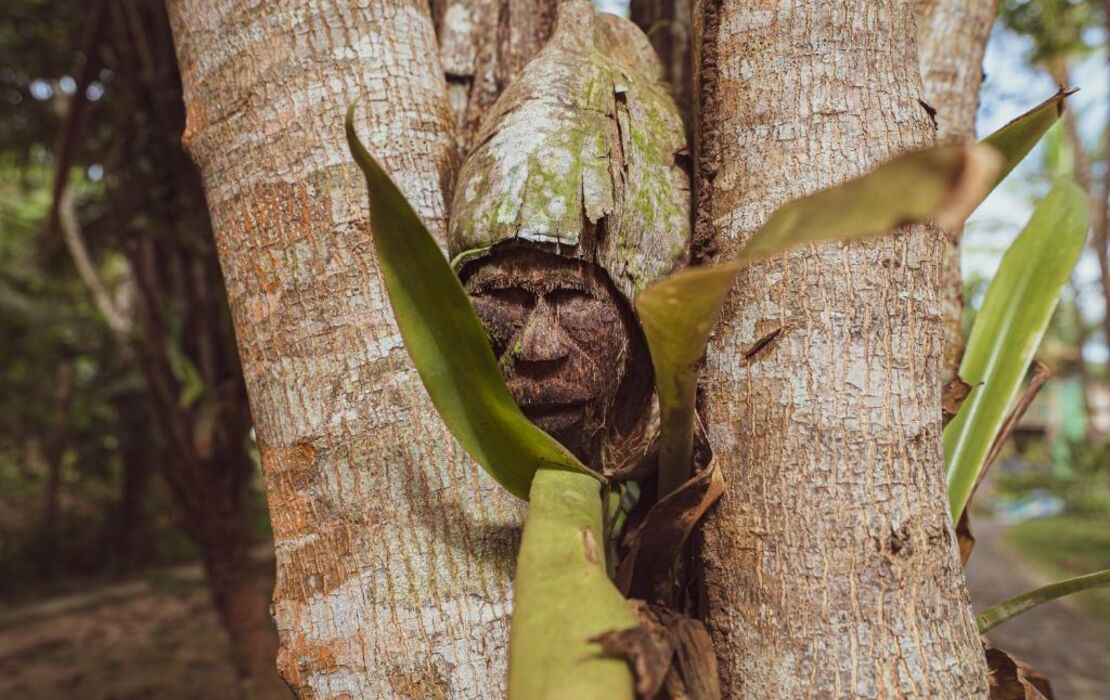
[167,2,522,697]
[915,0,997,383]
[692,1,989,697]
[172,0,1001,697]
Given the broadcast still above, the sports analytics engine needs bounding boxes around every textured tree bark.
[915,0,996,142]
[168,2,521,698]
[431,0,559,152]
[916,0,998,385]
[631,0,692,119]
[691,1,989,697]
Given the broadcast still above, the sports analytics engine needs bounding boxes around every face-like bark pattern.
[463,248,644,465]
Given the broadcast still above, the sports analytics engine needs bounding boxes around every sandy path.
[966,516,1110,699]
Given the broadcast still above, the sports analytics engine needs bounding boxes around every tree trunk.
[40,359,77,568]
[167,2,521,697]
[631,0,692,119]
[691,1,989,697]
[198,522,289,700]
[432,0,560,152]
[115,393,154,575]
[1049,58,1105,438]
[915,0,997,384]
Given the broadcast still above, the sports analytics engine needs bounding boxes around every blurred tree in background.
[0,1,286,697]
[1000,0,1109,389]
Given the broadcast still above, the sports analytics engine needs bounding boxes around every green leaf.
[345,107,588,500]
[982,88,1074,189]
[977,568,1110,633]
[165,336,204,408]
[509,469,637,700]
[944,178,1088,521]
[638,144,1000,496]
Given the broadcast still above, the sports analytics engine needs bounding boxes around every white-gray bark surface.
[168,2,521,697]
[691,1,990,696]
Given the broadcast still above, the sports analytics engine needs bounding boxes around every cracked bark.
[916,0,997,385]
[167,2,521,697]
[692,1,990,697]
[431,0,559,153]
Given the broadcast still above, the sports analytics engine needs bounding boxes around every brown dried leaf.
[593,601,676,698]
[957,509,976,567]
[985,642,1055,700]
[615,457,725,599]
[665,618,721,700]
[942,376,973,427]
[982,362,1051,476]
[593,602,721,700]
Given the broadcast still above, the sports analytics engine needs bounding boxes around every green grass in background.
[1008,516,1110,618]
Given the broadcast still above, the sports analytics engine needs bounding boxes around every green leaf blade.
[977,568,1110,633]
[982,88,1073,189]
[944,178,1088,521]
[638,144,999,496]
[509,469,637,700]
[345,107,588,499]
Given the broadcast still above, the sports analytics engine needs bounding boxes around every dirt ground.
[966,516,1110,700]
[0,563,245,700]
[1,522,1106,700]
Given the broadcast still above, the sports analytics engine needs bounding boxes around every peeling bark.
[431,0,559,153]
[692,1,989,697]
[916,0,998,385]
[167,2,521,697]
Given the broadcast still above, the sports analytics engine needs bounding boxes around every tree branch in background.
[57,184,131,340]
[43,0,107,246]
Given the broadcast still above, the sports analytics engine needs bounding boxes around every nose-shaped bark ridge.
[515,298,573,365]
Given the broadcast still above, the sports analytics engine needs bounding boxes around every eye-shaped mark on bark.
[581,526,600,565]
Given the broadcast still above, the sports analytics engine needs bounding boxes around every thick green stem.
[509,469,637,700]
[656,372,696,498]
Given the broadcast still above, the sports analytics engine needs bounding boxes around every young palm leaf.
[983,88,1075,188]
[345,107,588,500]
[977,568,1110,633]
[638,144,1001,497]
[944,178,1088,521]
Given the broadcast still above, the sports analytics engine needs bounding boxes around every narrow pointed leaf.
[509,469,638,700]
[345,108,588,499]
[982,88,1075,189]
[945,178,1087,520]
[977,568,1110,633]
[639,144,1000,496]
